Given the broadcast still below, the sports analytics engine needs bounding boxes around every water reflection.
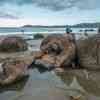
[0,75,29,93]
[0,68,100,100]
[56,69,100,98]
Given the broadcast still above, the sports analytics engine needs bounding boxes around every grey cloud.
[0,0,100,11]
[0,0,33,5]
[0,12,19,19]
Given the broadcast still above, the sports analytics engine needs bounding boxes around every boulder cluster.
[0,34,100,85]
[33,34,100,70]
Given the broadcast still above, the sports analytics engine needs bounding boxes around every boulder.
[77,34,100,70]
[33,33,100,70]
[0,58,28,85]
[0,36,28,52]
[33,34,76,69]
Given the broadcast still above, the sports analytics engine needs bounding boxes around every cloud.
[0,0,100,11]
[0,12,19,19]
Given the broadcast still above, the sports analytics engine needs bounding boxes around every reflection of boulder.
[70,70,100,96]
[57,69,100,97]
[33,34,76,69]
[56,72,74,86]
[0,58,30,85]
[0,75,29,92]
[0,36,28,52]
[77,34,100,70]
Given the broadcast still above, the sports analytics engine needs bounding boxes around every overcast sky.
[0,0,100,27]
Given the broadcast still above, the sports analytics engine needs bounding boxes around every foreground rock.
[0,52,34,85]
[0,59,27,85]
[0,36,28,52]
[33,34,76,70]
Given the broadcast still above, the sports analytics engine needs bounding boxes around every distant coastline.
[0,22,100,29]
[22,22,100,28]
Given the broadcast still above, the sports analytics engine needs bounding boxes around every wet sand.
[0,68,100,100]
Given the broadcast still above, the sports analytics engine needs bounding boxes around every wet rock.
[0,63,3,73]
[0,58,31,85]
[0,36,28,52]
[77,34,100,70]
[34,34,76,69]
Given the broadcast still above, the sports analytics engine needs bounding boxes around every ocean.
[0,27,98,40]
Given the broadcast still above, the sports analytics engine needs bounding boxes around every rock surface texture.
[0,59,27,85]
[0,51,34,85]
[34,34,100,70]
[77,34,100,70]
[33,34,76,69]
[0,36,28,52]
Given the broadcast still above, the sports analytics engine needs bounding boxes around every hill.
[22,22,100,28]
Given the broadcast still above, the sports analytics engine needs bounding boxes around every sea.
[0,27,98,51]
[0,27,98,40]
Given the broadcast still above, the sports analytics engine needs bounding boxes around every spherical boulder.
[0,58,28,85]
[0,36,28,52]
[77,34,100,70]
[34,34,76,69]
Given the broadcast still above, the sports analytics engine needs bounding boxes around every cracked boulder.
[0,58,28,85]
[33,34,76,70]
[77,34,100,70]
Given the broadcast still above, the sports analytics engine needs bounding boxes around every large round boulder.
[0,36,28,52]
[77,34,100,70]
[33,34,76,69]
[0,58,28,85]
[0,50,36,85]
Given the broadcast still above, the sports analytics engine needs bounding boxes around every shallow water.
[0,68,100,100]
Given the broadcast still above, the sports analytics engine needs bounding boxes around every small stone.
[70,95,81,100]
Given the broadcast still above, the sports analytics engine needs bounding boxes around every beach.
[0,32,100,100]
[0,0,100,99]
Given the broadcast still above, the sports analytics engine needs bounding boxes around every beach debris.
[0,58,30,85]
[33,34,76,70]
[0,36,28,52]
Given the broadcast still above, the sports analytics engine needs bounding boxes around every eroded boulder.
[0,36,28,52]
[33,34,76,70]
[0,59,27,85]
[77,34,100,70]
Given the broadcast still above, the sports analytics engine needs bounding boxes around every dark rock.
[0,36,28,52]
[98,27,100,33]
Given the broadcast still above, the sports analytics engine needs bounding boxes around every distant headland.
[22,22,100,28]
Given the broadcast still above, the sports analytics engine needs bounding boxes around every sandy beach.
[0,33,99,100]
